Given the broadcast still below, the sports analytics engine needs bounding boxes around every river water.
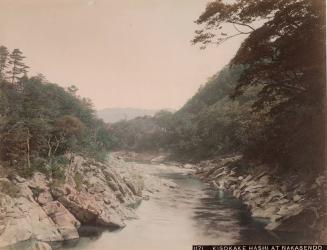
[58,163,307,250]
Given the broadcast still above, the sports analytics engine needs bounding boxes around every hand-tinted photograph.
[0,1,326,249]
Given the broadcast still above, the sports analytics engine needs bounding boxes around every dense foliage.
[193,0,325,175]
[0,46,115,176]
[111,66,262,161]
[112,0,325,178]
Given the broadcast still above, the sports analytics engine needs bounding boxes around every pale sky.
[0,0,245,110]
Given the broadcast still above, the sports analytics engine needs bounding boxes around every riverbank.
[61,160,304,250]
[0,154,146,249]
[117,151,327,243]
[195,157,323,231]
[0,152,194,250]
[1,151,326,248]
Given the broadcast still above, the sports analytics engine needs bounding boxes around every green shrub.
[51,164,66,181]
[30,186,45,199]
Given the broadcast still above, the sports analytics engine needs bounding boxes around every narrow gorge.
[0,0,325,248]
[1,151,324,250]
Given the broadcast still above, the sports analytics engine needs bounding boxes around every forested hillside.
[111,0,326,179]
[111,66,261,160]
[97,108,158,123]
[192,0,325,176]
[0,46,115,177]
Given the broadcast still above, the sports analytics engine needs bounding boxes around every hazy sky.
[0,0,245,110]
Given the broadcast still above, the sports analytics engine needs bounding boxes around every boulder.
[150,155,166,163]
[32,189,53,206]
[28,172,53,205]
[42,201,80,240]
[8,174,26,184]
[265,221,282,230]
[0,190,62,248]
[96,209,126,228]
[28,173,49,190]
[315,175,325,186]
[161,179,179,189]
[293,194,302,202]
[272,208,318,232]
[53,187,100,224]
[30,241,52,250]
[258,175,269,184]
[125,179,142,196]
[220,155,242,165]
[252,205,278,219]
[184,164,195,169]
[50,155,141,229]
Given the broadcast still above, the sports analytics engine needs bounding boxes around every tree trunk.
[26,128,31,168]
[47,137,52,158]
[11,61,16,85]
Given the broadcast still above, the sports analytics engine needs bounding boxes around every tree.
[7,49,29,85]
[193,0,326,173]
[67,85,78,96]
[0,46,9,81]
[193,0,325,101]
[0,55,116,172]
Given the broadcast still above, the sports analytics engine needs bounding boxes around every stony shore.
[118,151,327,242]
[0,152,188,250]
[193,156,326,241]
[0,154,145,249]
[0,151,326,248]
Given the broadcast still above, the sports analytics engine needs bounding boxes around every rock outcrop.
[42,201,80,240]
[195,156,325,234]
[0,179,63,248]
[52,155,141,228]
[0,154,144,249]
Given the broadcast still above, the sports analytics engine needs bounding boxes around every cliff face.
[0,154,144,249]
[195,155,327,243]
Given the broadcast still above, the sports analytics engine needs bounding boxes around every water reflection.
[55,164,309,250]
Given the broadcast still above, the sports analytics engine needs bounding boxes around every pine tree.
[7,49,29,84]
[0,45,9,81]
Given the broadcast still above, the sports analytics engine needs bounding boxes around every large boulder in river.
[52,183,126,228]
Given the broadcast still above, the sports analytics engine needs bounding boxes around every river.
[57,162,306,250]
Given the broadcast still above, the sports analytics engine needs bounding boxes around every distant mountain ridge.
[97,108,159,123]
